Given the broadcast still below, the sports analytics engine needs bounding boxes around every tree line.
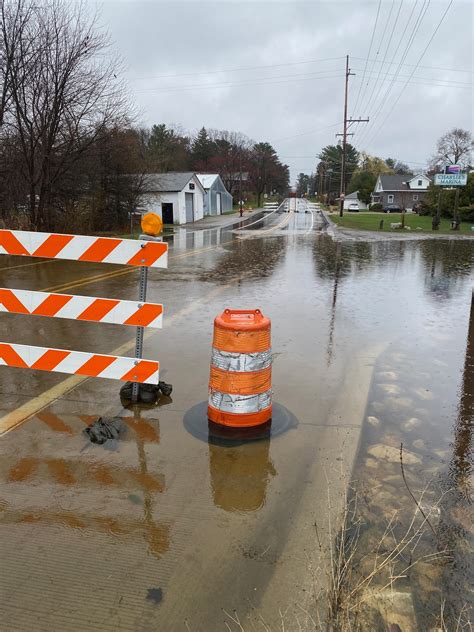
[0,0,289,233]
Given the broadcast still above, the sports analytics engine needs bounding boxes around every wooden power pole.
[337,55,369,217]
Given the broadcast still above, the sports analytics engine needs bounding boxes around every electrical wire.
[355,0,432,147]
[357,0,397,115]
[361,0,403,117]
[127,56,346,81]
[364,0,455,148]
[352,0,382,115]
[134,70,344,94]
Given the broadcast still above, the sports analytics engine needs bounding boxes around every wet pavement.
[0,205,472,630]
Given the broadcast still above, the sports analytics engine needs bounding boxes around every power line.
[126,56,346,81]
[364,0,455,148]
[351,56,473,74]
[358,1,396,114]
[359,0,415,121]
[352,0,382,115]
[361,0,403,116]
[356,0,432,147]
[273,122,340,142]
[352,68,473,87]
[134,70,344,94]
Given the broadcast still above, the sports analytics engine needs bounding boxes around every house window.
[189,183,195,190]
[413,194,418,201]
[388,194,394,203]
[418,180,422,186]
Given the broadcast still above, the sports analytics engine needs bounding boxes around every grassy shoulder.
[330,212,474,235]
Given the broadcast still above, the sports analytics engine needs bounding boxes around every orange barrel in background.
[208,309,272,427]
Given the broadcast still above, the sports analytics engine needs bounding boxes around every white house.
[343,191,368,211]
[371,174,431,210]
[196,174,233,216]
[140,172,205,225]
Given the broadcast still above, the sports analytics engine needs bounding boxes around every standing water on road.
[0,221,472,631]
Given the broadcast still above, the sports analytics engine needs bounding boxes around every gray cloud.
[96,0,473,181]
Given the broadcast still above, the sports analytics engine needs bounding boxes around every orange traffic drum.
[208,309,272,427]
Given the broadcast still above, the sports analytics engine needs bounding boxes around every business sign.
[445,164,461,174]
[434,173,467,186]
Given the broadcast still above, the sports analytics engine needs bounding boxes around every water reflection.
[202,237,287,283]
[420,240,474,301]
[208,423,276,513]
[0,409,170,560]
[449,290,473,492]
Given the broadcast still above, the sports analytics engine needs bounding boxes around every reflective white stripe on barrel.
[209,389,272,413]
[211,348,272,372]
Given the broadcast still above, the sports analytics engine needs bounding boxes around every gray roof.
[142,172,199,192]
[379,175,411,191]
[345,191,359,199]
[377,173,430,191]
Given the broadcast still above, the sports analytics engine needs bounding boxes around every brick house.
[371,174,431,210]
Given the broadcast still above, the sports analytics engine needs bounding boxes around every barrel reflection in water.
[207,422,276,512]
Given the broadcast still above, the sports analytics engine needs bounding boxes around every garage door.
[185,193,194,223]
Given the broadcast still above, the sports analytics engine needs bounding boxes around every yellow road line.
[0,263,241,437]
[0,258,60,272]
[41,243,224,294]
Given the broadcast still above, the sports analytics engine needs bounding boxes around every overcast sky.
[96,0,473,183]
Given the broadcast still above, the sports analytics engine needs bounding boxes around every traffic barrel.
[208,309,272,427]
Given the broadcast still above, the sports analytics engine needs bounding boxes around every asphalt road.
[0,204,384,631]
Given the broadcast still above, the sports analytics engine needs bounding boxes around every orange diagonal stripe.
[31,349,70,371]
[75,355,115,377]
[121,360,159,383]
[0,343,28,368]
[126,242,167,267]
[0,231,30,256]
[32,234,74,258]
[32,293,72,317]
[0,289,29,314]
[124,304,163,327]
[77,298,119,322]
[78,238,121,263]
[36,412,74,435]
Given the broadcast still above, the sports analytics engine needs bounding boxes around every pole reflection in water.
[207,421,276,513]
[449,289,473,493]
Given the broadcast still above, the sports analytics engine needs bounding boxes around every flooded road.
[0,210,472,630]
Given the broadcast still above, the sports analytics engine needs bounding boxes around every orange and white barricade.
[208,309,272,427]
[0,217,167,388]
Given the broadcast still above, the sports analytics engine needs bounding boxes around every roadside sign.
[434,173,467,186]
[445,164,461,174]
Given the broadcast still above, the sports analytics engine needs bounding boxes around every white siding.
[408,175,431,190]
[141,174,205,225]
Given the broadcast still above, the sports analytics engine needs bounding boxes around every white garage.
[140,172,205,225]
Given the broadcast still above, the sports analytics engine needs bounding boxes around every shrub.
[416,201,433,216]
[459,205,474,223]
[370,203,383,211]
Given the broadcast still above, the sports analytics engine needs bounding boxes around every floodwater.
[0,208,472,630]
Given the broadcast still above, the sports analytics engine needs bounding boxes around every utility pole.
[239,152,243,217]
[337,55,369,217]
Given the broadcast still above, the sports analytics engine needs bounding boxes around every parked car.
[348,203,359,212]
[383,204,401,213]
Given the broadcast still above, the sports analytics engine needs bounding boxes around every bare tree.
[0,0,129,229]
[0,0,33,127]
[430,128,473,171]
